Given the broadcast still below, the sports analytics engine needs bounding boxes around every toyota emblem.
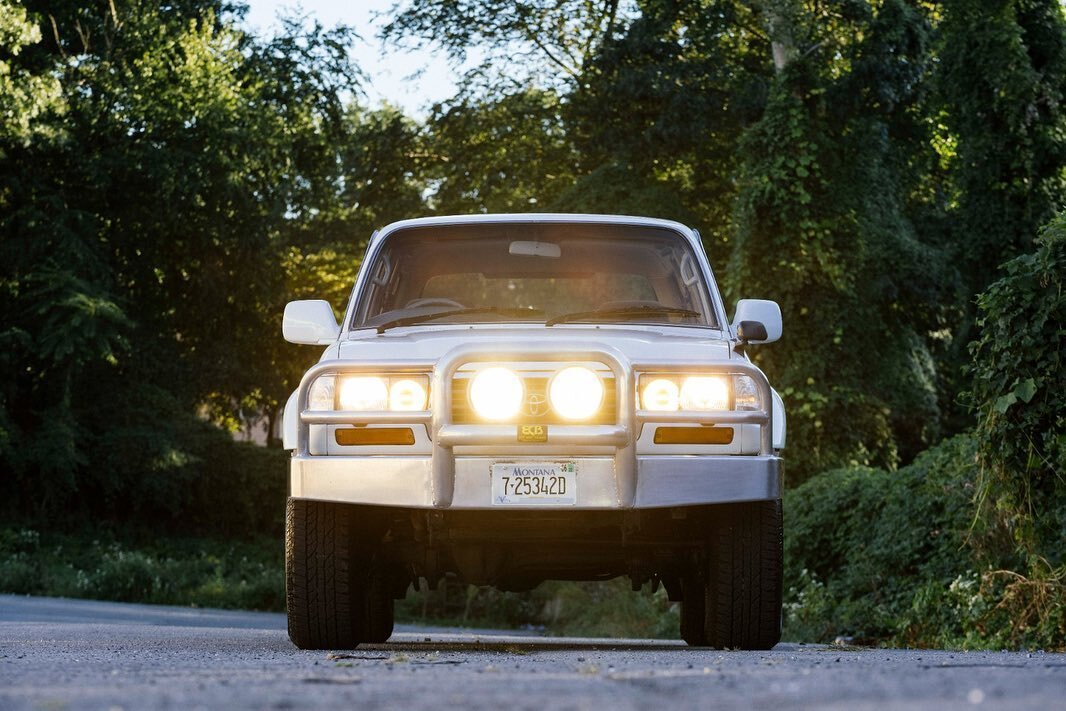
[526,393,547,416]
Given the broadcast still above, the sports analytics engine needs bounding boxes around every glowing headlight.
[469,367,523,420]
[389,378,428,411]
[640,374,739,411]
[549,366,604,420]
[642,378,680,411]
[338,376,389,410]
[680,376,730,411]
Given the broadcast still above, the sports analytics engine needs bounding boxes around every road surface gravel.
[1,594,1063,710]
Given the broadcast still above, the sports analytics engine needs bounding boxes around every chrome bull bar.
[296,341,773,508]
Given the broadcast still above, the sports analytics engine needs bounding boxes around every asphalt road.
[1,595,1063,710]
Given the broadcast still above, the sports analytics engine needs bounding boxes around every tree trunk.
[761,0,798,73]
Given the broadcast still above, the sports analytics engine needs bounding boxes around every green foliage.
[0,1,370,514]
[551,162,701,225]
[784,435,978,643]
[2,376,288,536]
[931,0,1066,431]
[0,527,283,611]
[936,0,1066,296]
[391,1,1066,483]
[562,0,763,256]
[902,564,1066,651]
[785,431,1066,650]
[0,0,62,140]
[396,579,544,629]
[397,578,679,638]
[535,579,679,639]
[967,213,1066,564]
[425,88,577,213]
[781,170,1066,652]
[731,1,946,481]
[381,0,623,84]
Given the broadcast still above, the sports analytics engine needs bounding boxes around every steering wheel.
[404,297,465,310]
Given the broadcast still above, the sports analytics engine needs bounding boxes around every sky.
[241,0,462,116]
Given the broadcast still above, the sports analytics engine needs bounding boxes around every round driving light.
[549,366,604,420]
[338,376,389,410]
[469,367,523,420]
[642,378,679,411]
[389,378,428,411]
[680,376,730,410]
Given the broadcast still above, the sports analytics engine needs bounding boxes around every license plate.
[491,462,577,506]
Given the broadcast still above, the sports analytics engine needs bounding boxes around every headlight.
[641,378,680,411]
[680,376,730,411]
[469,366,523,420]
[733,376,759,411]
[312,374,430,411]
[338,376,389,410]
[390,378,428,411]
[308,375,336,411]
[549,366,604,420]
[640,374,750,411]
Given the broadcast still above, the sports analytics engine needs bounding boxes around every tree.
[560,0,766,254]
[0,1,368,515]
[0,0,61,140]
[931,0,1066,431]
[936,0,1066,296]
[968,212,1066,565]
[729,0,947,480]
[381,0,625,87]
[422,88,576,214]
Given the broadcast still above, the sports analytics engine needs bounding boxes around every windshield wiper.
[375,307,543,333]
[545,305,701,327]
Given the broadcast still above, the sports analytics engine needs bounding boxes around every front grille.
[451,371,617,425]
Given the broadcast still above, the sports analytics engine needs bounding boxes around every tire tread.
[701,500,782,650]
[286,498,361,649]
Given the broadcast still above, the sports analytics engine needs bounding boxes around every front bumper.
[291,341,781,510]
[290,453,781,509]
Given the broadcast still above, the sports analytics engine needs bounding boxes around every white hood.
[334,324,735,365]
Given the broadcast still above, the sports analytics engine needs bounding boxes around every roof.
[370,213,697,246]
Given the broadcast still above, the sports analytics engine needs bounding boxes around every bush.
[784,435,979,644]
[785,431,1066,650]
[967,212,1066,564]
[396,577,679,638]
[535,579,679,639]
[0,527,284,611]
[901,564,1066,651]
[1,401,289,541]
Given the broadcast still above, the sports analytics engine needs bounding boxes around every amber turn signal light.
[335,427,416,446]
[653,426,734,445]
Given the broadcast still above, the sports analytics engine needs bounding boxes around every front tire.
[682,500,783,649]
[285,498,394,649]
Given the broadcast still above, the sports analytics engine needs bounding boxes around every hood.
[334,324,734,365]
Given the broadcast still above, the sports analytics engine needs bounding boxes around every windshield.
[351,222,718,330]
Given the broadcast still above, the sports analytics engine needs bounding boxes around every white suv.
[282,214,785,649]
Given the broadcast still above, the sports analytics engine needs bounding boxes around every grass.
[0,525,680,639]
[0,527,284,611]
[397,577,680,638]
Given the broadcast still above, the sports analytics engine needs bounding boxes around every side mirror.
[736,320,768,342]
[732,299,782,344]
[283,300,340,345]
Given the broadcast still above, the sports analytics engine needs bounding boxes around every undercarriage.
[348,504,738,595]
